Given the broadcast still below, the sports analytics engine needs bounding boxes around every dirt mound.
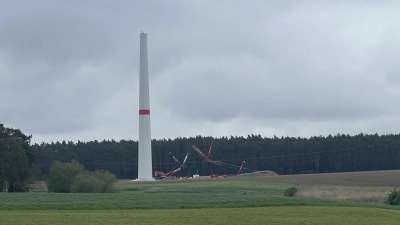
[236,170,279,177]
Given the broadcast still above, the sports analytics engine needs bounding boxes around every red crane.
[237,161,246,175]
[154,152,189,179]
[192,140,253,175]
[192,140,222,166]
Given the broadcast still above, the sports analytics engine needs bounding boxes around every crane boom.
[192,145,208,159]
[170,152,182,166]
[192,144,221,165]
[207,140,214,158]
[237,161,246,175]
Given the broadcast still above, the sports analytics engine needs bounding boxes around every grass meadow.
[1,180,400,224]
[1,207,400,225]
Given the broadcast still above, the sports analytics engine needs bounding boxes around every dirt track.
[232,169,400,187]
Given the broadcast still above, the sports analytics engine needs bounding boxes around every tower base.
[131,178,156,182]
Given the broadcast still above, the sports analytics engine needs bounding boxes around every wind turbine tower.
[136,32,154,181]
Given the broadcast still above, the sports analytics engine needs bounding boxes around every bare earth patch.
[232,169,400,187]
[296,187,390,204]
[236,170,278,177]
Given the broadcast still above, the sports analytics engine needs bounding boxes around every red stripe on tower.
[139,109,150,115]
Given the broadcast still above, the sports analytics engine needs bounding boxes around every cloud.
[1,0,400,143]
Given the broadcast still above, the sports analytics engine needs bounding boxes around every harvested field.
[236,170,278,177]
[232,169,400,186]
[30,169,400,190]
[296,187,389,204]
[118,169,400,186]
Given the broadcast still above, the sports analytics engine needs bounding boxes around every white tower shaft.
[137,32,153,181]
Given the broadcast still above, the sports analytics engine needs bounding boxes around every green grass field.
[1,180,400,224]
[1,207,400,225]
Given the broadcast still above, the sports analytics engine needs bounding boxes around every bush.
[93,170,118,193]
[70,172,101,193]
[71,170,117,193]
[46,161,117,193]
[46,160,84,193]
[284,187,298,197]
[387,188,400,205]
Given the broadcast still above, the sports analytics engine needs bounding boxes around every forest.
[2,122,400,185]
[31,133,400,179]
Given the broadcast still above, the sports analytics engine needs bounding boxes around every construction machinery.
[154,152,189,180]
[192,140,254,176]
[192,141,222,166]
[237,160,246,175]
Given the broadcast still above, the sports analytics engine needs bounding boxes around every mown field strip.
[1,206,400,225]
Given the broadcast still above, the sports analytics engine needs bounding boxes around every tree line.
[32,133,400,179]
[2,122,400,189]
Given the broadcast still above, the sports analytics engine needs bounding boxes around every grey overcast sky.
[1,0,400,144]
